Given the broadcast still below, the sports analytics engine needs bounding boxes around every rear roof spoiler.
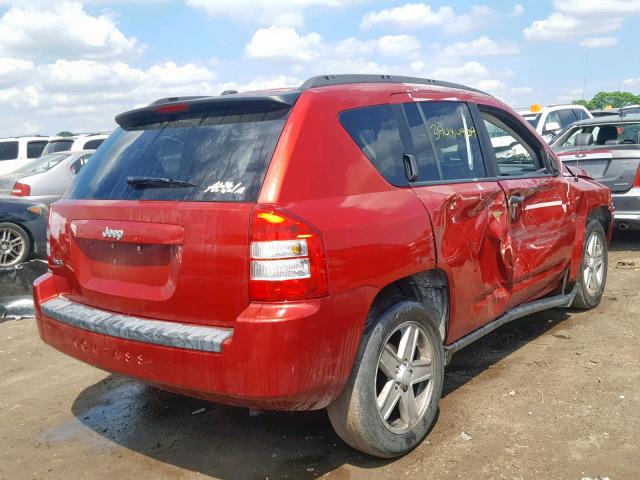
[116,93,299,129]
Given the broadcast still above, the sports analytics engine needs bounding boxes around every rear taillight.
[153,102,189,114]
[634,165,640,188]
[11,181,30,197]
[46,208,52,266]
[249,205,328,302]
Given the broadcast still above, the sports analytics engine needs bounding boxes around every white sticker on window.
[204,181,246,195]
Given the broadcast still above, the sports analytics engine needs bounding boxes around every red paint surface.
[35,82,613,410]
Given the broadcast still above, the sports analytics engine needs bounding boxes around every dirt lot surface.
[1,232,639,480]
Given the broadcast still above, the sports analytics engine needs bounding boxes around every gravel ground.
[1,232,639,480]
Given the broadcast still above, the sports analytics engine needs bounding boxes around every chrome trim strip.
[41,297,232,352]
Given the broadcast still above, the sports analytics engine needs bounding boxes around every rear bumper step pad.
[41,297,232,352]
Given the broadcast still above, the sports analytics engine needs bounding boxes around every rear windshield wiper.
[126,176,198,189]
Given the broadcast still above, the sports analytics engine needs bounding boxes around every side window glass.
[27,141,47,158]
[419,101,485,180]
[562,126,595,147]
[70,154,92,175]
[574,109,588,121]
[558,109,577,128]
[339,105,406,186]
[402,103,439,181]
[0,141,19,161]
[618,124,640,144]
[481,113,543,176]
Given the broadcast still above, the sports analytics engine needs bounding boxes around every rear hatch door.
[49,94,296,328]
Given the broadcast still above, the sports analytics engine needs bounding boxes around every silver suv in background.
[0,136,50,175]
[41,133,109,156]
[551,114,640,231]
[0,150,93,205]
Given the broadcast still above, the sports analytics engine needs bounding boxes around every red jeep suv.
[34,75,612,457]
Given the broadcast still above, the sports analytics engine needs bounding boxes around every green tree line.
[573,91,640,110]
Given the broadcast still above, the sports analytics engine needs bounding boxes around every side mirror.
[543,121,560,135]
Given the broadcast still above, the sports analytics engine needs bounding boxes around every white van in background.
[0,136,50,175]
[41,133,110,156]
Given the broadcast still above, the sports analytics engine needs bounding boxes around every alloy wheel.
[375,321,434,434]
[0,227,26,267]
[583,231,605,296]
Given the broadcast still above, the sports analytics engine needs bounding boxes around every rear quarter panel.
[260,87,438,297]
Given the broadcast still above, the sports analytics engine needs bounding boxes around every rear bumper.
[34,272,375,411]
[612,188,640,230]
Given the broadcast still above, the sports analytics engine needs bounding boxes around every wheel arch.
[586,205,613,237]
[365,269,449,342]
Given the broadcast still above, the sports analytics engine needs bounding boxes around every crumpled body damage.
[412,182,513,343]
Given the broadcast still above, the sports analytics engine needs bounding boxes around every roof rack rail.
[299,74,491,96]
[0,134,48,139]
[546,103,579,108]
[148,96,209,107]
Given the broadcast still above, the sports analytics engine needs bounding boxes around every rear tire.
[0,222,30,267]
[327,300,444,458]
[572,219,607,309]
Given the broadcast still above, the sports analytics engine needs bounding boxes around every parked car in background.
[551,114,640,231]
[620,105,640,115]
[0,136,50,175]
[516,104,592,142]
[0,151,93,205]
[41,133,108,156]
[591,108,620,117]
[0,197,47,267]
[34,74,612,458]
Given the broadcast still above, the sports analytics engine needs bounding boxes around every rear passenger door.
[401,100,513,343]
[475,105,575,307]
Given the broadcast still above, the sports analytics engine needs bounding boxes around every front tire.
[327,301,444,458]
[572,219,607,309]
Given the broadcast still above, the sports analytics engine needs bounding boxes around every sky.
[0,0,639,136]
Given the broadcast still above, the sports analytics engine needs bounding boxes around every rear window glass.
[27,140,48,158]
[43,140,73,155]
[0,141,19,161]
[16,153,70,174]
[339,104,406,186]
[83,139,104,150]
[67,108,290,202]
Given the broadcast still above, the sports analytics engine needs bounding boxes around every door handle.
[508,195,524,220]
[403,153,418,182]
[509,195,524,206]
